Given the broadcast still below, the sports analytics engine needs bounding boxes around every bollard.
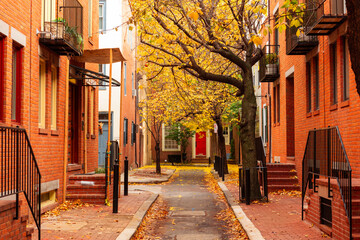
[124,157,129,196]
[239,167,242,201]
[245,168,250,205]
[113,158,119,213]
[209,157,211,166]
[264,167,268,201]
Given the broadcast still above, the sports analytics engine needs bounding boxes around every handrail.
[0,126,41,239]
[301,126,351,239]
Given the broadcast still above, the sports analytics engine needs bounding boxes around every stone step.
[66,193,105,205]
[268,185,300,192]
[267,170,297,178]
[267,177,298,185]
[353,233,360,240]
[266,163,296,171]
[68,174,106,185]
[67,184,105,195]
[352,216,360,234]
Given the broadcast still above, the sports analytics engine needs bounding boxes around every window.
[123,118,128,145]
[98,64,107,89]
[39,59,46,128]
[0,37,4,121]
[162,125,180,151]
[306,61,312,113]
[274,13,279,49]
[273,86,277,123]
[314,55,319,110]
[88,0,93,37]
[223,126,230,145]
[276,84,280,122]
[262,105,268,143]
[89,88,95,135]
[124,63,127,96]
[51,66,57,130]
[99,1,105,32]
[330,43,337,105]
[342,37,349,101]
[41,0,56,30]
[131,122,136,145]
[11,46,22,122]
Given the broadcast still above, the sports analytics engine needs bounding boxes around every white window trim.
[99,1,105,32]
[162,124,181,151]
[223,126,230,145]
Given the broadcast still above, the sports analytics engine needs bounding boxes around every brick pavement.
[32,191,152,240]
[225,182,328,240]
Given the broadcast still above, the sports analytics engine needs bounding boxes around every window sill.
[313,109,320,116]
[91,135,96,139]
[330,104,338,111]
[306,112,312,118]
[51,130,59,136]
[38,128,49,135]
[340,99,350,108]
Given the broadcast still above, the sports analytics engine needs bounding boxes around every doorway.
[196,132,207,156]
[68,83,80,164]
[286,77,295,158]
[98,112,113,168]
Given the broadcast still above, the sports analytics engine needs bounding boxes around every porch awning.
[69,64,120,87]
[72,48,126,64]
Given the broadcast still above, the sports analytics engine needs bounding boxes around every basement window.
[41,190,56,208]
[320,197,332,227]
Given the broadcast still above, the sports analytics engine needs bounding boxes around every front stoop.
[267,163,300,192]
[66,174,108,205]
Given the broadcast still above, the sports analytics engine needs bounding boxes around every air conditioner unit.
[132,89,137,97]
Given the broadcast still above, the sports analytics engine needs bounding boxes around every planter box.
[265,63,278,76]
[44,22,65,39]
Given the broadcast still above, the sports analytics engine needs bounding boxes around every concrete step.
[66,193,105,205]
[268,185,300,192]
[353,233,360,240]
[67,184,105,195]
[352,216,360,234]
[192,158,210,163]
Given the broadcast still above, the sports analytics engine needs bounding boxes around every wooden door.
[196,132,206,156]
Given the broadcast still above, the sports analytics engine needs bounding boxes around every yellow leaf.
[188,11,199,21]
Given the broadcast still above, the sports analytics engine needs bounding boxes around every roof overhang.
[69,64,120,87]
[72,48,126,64]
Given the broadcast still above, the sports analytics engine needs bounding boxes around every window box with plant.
[265,53,279,76]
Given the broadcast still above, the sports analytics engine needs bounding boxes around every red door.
[196,132,206,156]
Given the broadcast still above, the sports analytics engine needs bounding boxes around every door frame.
[98,111,113,167]
[192,130,210,158]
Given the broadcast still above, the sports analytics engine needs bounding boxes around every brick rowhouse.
[0,0,101,238]
[261,0,360,239]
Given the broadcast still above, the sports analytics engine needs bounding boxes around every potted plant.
[265,53,278,75]
[44,18,66,40]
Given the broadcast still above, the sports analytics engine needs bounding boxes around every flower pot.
[265,64,278,75]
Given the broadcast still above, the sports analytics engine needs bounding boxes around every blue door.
[98,122,108,168]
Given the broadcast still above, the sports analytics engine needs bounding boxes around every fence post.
[245,168,250,205]
[124,157,128,196]
[222,158,225,182]
[209,157,211,166]
[113,158,119,213]
[15,128,19,220]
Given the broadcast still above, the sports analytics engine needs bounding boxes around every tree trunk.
[155,141,161,174]
[346,0,360,96]
[239,67,261,200]
[215,117,229,174]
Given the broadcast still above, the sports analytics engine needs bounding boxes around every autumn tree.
[131,0,267,198]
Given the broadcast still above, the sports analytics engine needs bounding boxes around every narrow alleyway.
[130,168,243,240]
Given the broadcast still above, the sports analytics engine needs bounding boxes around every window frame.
[314,55,320,110]
[276,83,280,123]
[99,1,106,32]
[131,122,136,145]
[50,65,57,130]
[11,45,22,123]
[273,85,277,123]
[124,63,127,96]
[223,126,230,145]
[306,61,312,113]
[123,118,128,146]
[0,37,4,121]
[330,43,337,105]
[162,124,180,151]
[342,36,349,101]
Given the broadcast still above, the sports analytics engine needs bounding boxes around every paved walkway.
[224,181,327,239]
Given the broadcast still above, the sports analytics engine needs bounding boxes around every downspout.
[63,58,70,202]
[29,0,32,139]
[134,24,139,168]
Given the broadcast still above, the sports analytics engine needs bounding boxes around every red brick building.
[260,0,359,239]
[0,0,104,237]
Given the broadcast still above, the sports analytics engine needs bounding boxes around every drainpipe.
[267,0,272,163]
[134,24,139,168]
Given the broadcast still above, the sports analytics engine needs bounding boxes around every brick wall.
[0,0,100,207]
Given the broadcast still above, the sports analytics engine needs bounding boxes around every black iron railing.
[0,126,41,239]
[259,45,280,83]
[40,0,83,55]
[304,0,347,35]
[286,25,318,55]
[214,156,225,181]
[302,127,351,239]
[255,136,266,167]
